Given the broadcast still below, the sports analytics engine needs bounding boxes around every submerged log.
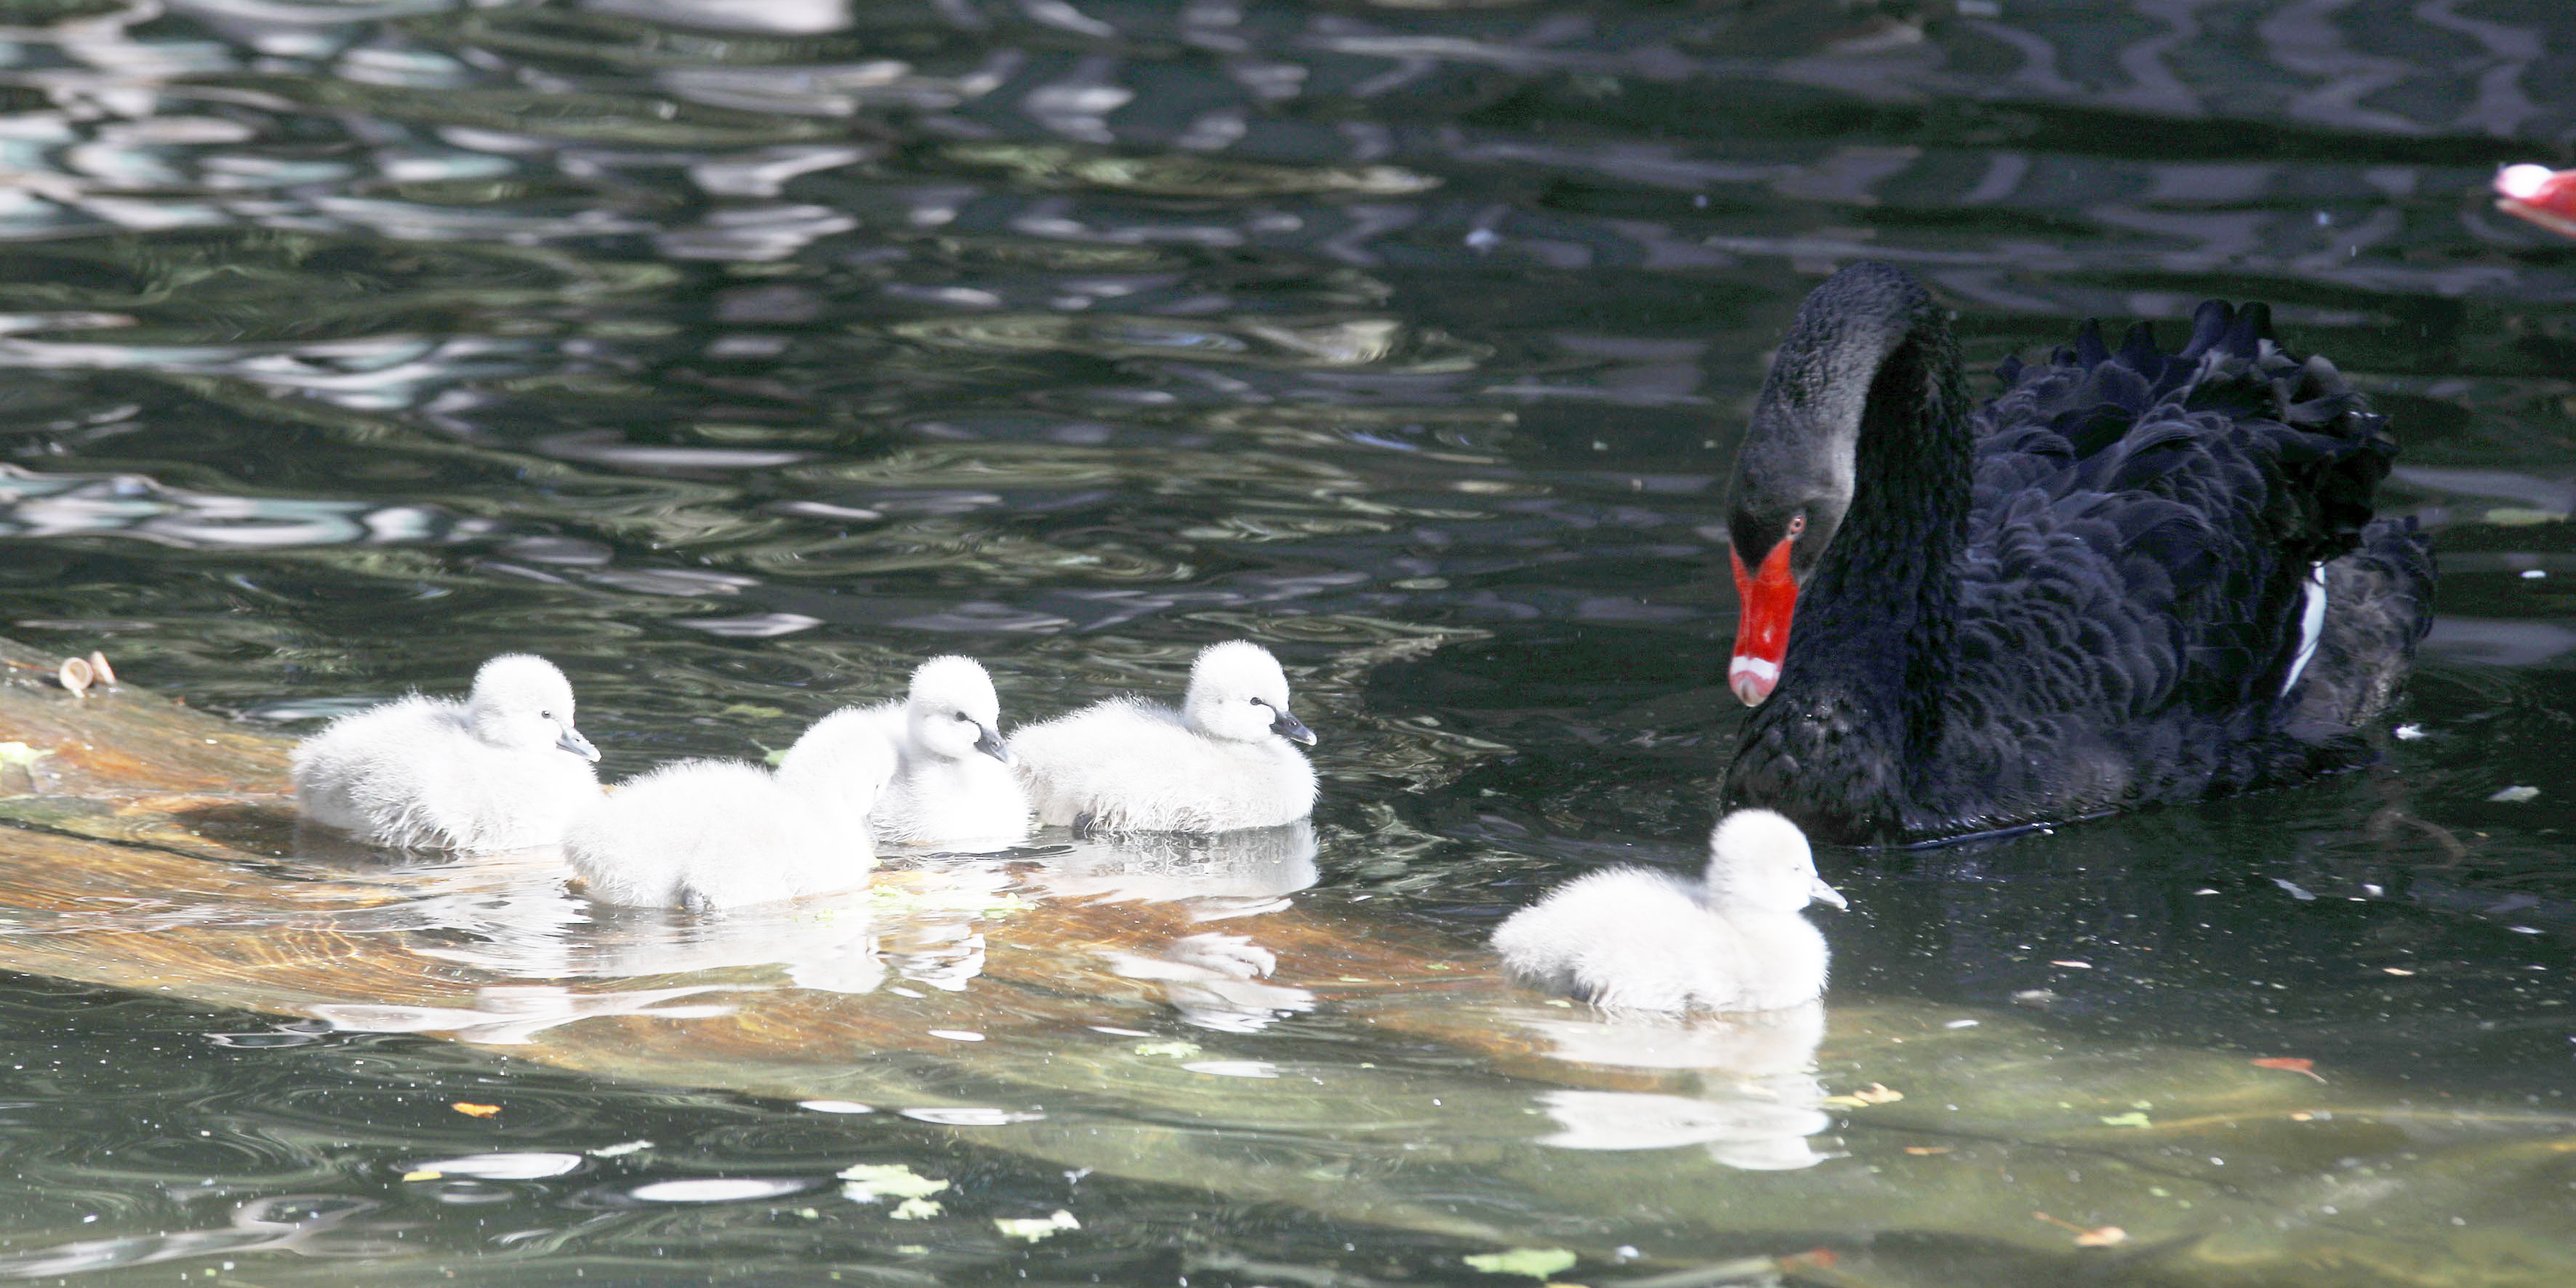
[0,633,2566,1287]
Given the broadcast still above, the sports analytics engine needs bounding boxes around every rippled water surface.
[2,0,2576,1284]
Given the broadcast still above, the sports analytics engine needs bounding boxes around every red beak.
[1729,536,1797,706]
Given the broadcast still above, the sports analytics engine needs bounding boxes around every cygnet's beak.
[1809,876,1847,910]
[1263,701,1317,746]
[556,723,601,762]
[974,723,1013,765]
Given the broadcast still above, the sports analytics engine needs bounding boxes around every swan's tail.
[2290,515,2436,730]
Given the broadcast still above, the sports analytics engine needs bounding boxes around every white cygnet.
[1491,809,1845,1013]
[291,653,603,853]
[563,714,897,911]
[855,655,1030,848]
[1011,641,1318,833]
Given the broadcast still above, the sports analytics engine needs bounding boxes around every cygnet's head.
[904,655,1011,764]
[466,654,599,762]
[1181,641,1315,745]
[1703,809,1842,914]
[777,713,901,818]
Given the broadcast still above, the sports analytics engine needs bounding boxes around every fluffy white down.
[859,655,1030,848]
[565,715,896,911]
[1490,809,1842,1013]
[290,654,601,853]
[1013,640,1317,832]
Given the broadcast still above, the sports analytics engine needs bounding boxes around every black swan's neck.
[1787,329,1973,728]
[1733,295,1975,840]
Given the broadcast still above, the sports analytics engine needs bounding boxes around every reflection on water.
[0,0,2574,1281]
[1037,819,1317,911]
[1101,929,1316,1034]
[309,982,745,1046]
[1523,1001,1836,1172]
[0,1196,405,1279]
[270,816,1325,1026]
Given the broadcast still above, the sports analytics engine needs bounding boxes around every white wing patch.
[2282,561,2327,697]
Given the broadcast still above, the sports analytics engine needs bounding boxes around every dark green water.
[1,0,2575,1284]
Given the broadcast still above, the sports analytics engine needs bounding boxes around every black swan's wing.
[1939,303,2400,792]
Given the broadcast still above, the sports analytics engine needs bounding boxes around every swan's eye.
[539,710,554,720]
[1786,513,1807,537]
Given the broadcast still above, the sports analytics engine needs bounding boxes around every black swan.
[1719,263,2435,845]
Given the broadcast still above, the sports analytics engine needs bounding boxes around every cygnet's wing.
[402,703,601,853]
[1576,892,1753,1013]
[1013,698,1309,831]
[290,707,385,830]
[1011,698,1176,818]
[293,696,475,846]
[778,709,899,800]
[567,760,830,909]
[852,699,910,746]
[1493,867,1709,1009]
[290,696,421,809]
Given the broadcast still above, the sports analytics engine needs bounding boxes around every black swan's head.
[1723,263,1949,705]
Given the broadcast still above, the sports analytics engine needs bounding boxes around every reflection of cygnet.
[1102,932,1316,1033]
[1013,641,1317,832]
[857,656,1029,848]
[1522,999,1825,1073]
[1536,1089,1835,1170]
[291,653,602,853]
[1516,1001,1836,1171]
[1492,810,1845,1013]
[563,716,896,911]
[548,897,887,996]
[1040,820,1320,909]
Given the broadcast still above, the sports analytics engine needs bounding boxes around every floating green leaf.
[2483,507,2565,527]
[1463,1248,1577,1279]
[839,1162,950,1202]
[2098,1111,2153,1129]
[868,883,1027,919]
[994,1210,1080,1241]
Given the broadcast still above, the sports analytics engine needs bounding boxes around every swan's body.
[1014,641,1317,833]
[1493,810,1842,1013]
[855,655,1029,848]
[565,715,896,911]
[291,654,602,853]
[1720,263,2435,843]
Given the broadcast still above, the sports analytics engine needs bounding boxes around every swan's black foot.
[1072,811,1098,838]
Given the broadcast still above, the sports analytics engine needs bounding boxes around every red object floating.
[2251,1056,2326,1082]
[2496,164,2576,238]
